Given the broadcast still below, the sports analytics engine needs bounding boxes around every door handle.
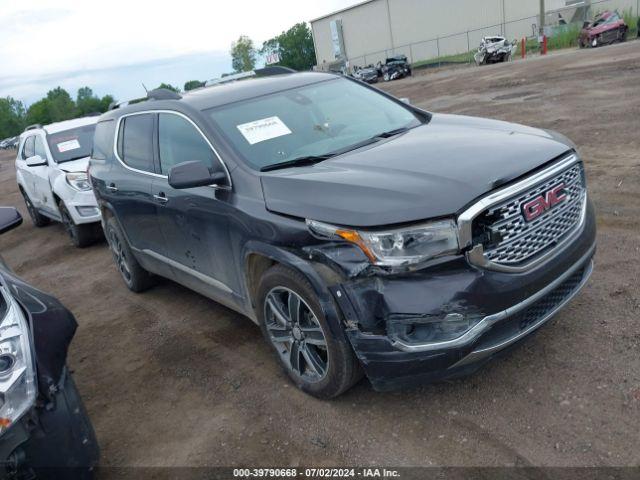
[154,193,168,204]
[106,184,118,192]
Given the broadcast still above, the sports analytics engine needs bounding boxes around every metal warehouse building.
[311,0,639,69]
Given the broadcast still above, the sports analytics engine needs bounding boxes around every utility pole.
[539,0,545,38]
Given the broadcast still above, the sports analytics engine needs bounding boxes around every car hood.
[260,113,574,227]
[57,156,90,173]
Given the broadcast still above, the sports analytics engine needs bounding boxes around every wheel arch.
[15,169,27,191]
[242,241,346,339]
[98,201,129,243]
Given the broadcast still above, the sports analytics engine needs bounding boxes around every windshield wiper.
[260,154,335,172]
[259,128,410,172]
[373,127,410,139]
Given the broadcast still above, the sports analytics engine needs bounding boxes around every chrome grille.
[475,160,586,266]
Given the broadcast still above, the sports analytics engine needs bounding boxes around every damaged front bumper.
[0,368,99,479]
[318,202,596,391]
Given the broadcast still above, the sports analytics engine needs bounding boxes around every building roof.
[309,0,377,23]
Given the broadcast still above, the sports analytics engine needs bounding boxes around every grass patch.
[622,8,639,36]
[547,24,582,49]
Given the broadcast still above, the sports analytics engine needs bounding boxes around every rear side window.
[21,136,35,159]
[118,114,154,172]
[158,113,216,175]
[92,120,115,160]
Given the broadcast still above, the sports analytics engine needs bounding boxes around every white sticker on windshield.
[237,116,292,145]
[57,139,81,153]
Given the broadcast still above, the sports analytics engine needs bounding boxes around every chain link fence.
[343,0,639,71]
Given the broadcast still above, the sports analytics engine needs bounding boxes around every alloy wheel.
[108,229,132,284]
[60,208,77,242]
[264,287,329,382]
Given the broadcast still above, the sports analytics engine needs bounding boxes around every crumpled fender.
[0,270,76,400]
[15,167,27,191]
[241,240,349,340]
[50,169,70,204]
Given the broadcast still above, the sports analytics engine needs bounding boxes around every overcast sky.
[0,0,357,105]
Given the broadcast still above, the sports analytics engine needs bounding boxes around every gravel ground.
[0,41,638,469]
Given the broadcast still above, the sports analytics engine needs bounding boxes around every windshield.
[593,13,618,26]
[206,78,422,170]
[46,124,96,163]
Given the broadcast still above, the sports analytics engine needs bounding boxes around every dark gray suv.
[89,70,596,398]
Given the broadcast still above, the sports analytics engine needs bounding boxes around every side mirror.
[0,207,22,235]
[25,155,47,167]
[400,97,411,105]
[168,161,227,189]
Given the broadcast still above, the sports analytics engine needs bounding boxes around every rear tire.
[257,264,363,399]
[59,203,94,248]
[20,190,49,227]
[105,216,157,292]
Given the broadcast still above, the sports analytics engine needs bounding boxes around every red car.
[580,11,628,48]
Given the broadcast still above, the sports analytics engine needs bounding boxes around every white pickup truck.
[15,117,102,247]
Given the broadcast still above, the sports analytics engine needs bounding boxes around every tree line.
[0,80,205,140]
[0,87,114,139]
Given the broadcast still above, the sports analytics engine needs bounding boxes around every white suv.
[15,117,102,247]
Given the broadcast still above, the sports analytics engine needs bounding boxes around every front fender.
[242,240,347,340]
[50,170,69,201]
[0,270,76,397]
[15,167,27,191]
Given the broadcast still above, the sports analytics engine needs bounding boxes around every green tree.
[0,97,26,138]
[76,86,102,115]
[231,35,257,72]
[184,80,204,91]
[99,95,115,112]
[25,87,76,125]
[260,23,316,71]
[156,83,181,93]
[25,98,52,126]
[45,87,76,122]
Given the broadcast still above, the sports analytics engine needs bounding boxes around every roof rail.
[203,66,297,88]
[205,71,255,87]
[255,66,297,76]
[108,88,181,111]
[24,124,42,131]
[147,88,182,101]
[109,97,145,110]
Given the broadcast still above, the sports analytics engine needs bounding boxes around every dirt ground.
[0,42,639,469]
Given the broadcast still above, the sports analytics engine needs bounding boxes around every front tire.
[59,203,95,248]
[257,265,362,399]
[20,190,49,227]
[105,216,156,292]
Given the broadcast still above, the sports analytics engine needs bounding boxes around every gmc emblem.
[522,184,567,222]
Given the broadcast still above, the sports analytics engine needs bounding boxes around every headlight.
[65,172,92,192]
[306,219,459,267]
[0,287,36,435]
